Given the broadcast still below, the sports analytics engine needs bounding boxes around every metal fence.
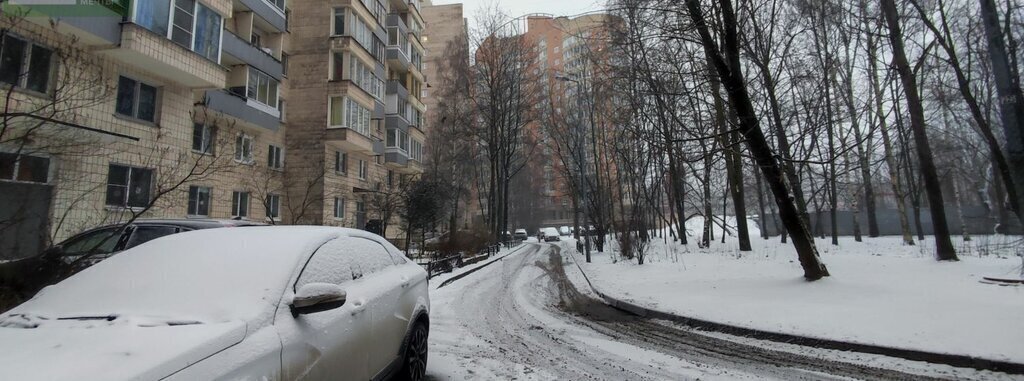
[419,239,524,279]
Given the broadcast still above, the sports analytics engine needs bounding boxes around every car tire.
[396,320,428,381]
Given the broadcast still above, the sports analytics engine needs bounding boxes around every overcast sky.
[431,0,606,26]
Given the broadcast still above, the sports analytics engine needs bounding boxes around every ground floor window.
[334,197,345,219]
[355,200,366,229]
[0,152,49,183]
[232,191,250,218]
[188,185,211,216]
[267,194,281,220]
[106,164,153,208]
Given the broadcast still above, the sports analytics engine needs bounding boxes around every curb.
[561,245,1024,375]
[436,243,532,289]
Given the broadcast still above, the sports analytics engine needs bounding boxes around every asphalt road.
[424,243,997,380]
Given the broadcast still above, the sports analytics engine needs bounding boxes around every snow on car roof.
[6,226,364,323]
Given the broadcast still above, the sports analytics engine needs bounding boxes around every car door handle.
[401,276,410,288]
[350,299,366,316]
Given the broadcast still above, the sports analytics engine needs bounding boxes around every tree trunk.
[686,0,828,280]
[979,0,1024,226]
[881,0,958,261]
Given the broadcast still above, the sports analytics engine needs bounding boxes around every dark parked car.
[0,219,261,309]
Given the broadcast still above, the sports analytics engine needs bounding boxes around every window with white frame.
[267,144,283,169]
[116,76,159,123]
[332,7,345,36]
[335,150,348,174]
[410,139,423,161]
[266,194,281,219]
[333,197,346,219]
[235,134,254,163]
[349,56,383,100]
[247,68,279,110]
[135,0,221,62]
[192,123,215,154]
[106,164,153,208]
[386,128,408,151]
[232,191,250,218]
[0,35,54,94]
[187,185,211,216]
[350,12,373,51]
[357,159,367,180]
[268,0,285,12]
[0,152,49,183]
[329,96,371,137]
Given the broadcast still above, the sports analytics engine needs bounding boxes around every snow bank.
[568,233,1024,364]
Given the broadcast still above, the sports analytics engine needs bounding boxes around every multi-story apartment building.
[287,0,428,238]
[516,14,612,228]
[0,0,428,259]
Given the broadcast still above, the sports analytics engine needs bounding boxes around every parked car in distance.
[558,226,571,236]
[0,226,431,381]
[543,228,561,242]
[0,219,263,304]
[514,229,528,241]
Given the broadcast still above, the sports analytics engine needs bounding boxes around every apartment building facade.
[287,0,427,237]
[0,0,428,259]
[517,14,612,228]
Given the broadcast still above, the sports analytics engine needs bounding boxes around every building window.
[267,144,284,169]
[266,194,281,219]
[386,170,394,188]
[333,197,345,219]
[372,36,385,63]
[250,29,262,48]
[349,11,373,50]
[329,96,371,137]
[355,200,366,229]
[332,7,345,36]
[136,0,221,62]
[232,191,250,218]
[247,68,279,110]
[0,153,49,183]
[0,35,54,94]
[193,3,222,61]
[192,123,215,154]
[357,159,367,180]
[235,133,254,163]
[106,164,153,208]
[269,0,286,12]
[335,150,348,175]
[349,55,383,100]
[115,76,158,123]
[386,128,408,151]
[171,0,195,48]
[187,185,211,216]
[331,52,343,80]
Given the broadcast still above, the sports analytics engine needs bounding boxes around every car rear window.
[124,226,180,250]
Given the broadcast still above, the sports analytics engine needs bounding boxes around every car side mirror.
[290,283,347,317]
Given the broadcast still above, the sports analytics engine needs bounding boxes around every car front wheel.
[397,321,428,381]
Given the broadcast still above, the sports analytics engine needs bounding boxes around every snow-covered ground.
[567,219,1024,365]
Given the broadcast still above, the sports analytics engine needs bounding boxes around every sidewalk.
[429,242,532,289]
[558,236,1024,372]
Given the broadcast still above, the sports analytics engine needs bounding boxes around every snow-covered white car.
[558,226,571,236]
[0,226,430,381]
[514,228,529,241]
[542,228,561,242]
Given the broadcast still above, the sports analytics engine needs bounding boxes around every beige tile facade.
[1,0,431,252]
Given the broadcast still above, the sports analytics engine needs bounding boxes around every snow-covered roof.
[7,226,364,323]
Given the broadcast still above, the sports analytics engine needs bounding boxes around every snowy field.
[566,219,1024,365]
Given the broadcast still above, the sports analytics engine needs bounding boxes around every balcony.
[238,0,287,33]
[202,89,281,131]
[325,128,377,155]
[400,158,424,174]
[101,24,226,88]
[14,1,125,45]
[387,80,409,100]
[222,31,283,80]
[384,150,409,169]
